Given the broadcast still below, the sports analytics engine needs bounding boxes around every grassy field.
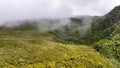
[0,29,117,68]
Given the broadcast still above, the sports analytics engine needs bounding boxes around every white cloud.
[0,0,120,23]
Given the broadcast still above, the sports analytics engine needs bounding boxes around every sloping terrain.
[90,6,120,65]
[93,21,120,66]
[0,5,120,68]
[0,30,114,68]
[50,5,120,67]
[91,5,120,42]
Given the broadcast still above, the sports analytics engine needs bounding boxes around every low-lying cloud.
[0,0,120,24]
[37,19,71,32]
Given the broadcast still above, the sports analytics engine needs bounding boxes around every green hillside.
[89,6,120,64]
[0,30,115,68]
[0,5,120,68]
[50,5,120,67]
[90,5,120,42]
[93,21,120,66]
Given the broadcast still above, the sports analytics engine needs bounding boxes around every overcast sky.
[0,0,120,24]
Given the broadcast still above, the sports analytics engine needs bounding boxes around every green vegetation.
[50,5,120,68]
[90,5,120,42]
[0,5,120,68]
[0,30,114,68]
[93,21,120,63]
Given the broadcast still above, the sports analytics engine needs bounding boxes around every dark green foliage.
[93,39,120,61]
[93,21,120,62]
[90,6,120,42]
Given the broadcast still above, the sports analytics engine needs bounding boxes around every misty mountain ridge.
[0,15,100,31]
[0,5,120,68]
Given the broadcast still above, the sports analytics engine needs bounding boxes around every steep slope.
[91,5,120,42]
[88,6,120,66]
[92,21,120,67]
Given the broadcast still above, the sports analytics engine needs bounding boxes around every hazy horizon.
[0,0,120,24]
